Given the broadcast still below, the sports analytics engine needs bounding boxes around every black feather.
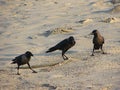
[46,36,76,60]
[90,30,105,56]
[11,51,37,75]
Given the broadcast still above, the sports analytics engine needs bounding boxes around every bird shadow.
[90,51,108,56]
[42,84,57,90]
[92,9,111,14]
[38,50,77,56]
[0,1,7,6]
[19,62,60,69]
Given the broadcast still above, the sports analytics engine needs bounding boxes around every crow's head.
[68,36,75,44]
[69,36,74,40]
[25,51,33,57]
[90,30,99,36]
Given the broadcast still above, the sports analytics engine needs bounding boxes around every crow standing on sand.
[46,36,76,60]
[90,30,105,56]
[11,51,37,75]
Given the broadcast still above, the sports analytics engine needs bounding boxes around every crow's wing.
[54,39,69,49]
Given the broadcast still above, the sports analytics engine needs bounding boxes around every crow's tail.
[46,46,57,53]
[11,59,16,64]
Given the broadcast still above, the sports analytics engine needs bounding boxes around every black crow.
[11,51,37,75]
[46,36,76,60]
[90,30,105,56]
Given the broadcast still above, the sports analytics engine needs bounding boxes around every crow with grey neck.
[46,36,76,60]
[90,30,105,56]
[11,51,37,75]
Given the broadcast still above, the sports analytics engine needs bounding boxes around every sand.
[0,0,120,90]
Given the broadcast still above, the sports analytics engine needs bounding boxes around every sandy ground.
[0,0,120,90]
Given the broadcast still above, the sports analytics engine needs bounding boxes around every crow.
[90,30,105,56]
[46,36,76,60]
[11,51,37,75]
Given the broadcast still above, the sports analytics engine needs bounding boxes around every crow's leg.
[17,65,20,75]
[62,50,68,60]
[63,54,68,60]
[100,45,105,54]
[91,45,95,56]
[27,63,37,73]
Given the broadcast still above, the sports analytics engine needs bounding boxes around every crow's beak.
[89,32,93,35]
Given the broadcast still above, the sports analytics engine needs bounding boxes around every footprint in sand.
[110,5,120,13]
[111,0,120,4]
[42,84,57,90]
[100,17,120,23]
[43,27,74,37]
[76,19,93,24]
